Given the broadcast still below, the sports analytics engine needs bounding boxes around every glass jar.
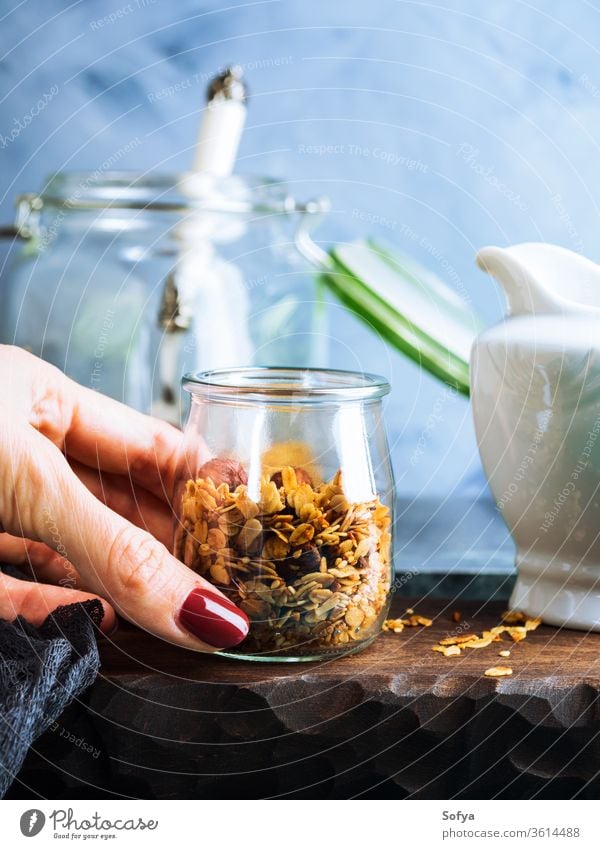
[173,367,394,661]
[0,172,328,423]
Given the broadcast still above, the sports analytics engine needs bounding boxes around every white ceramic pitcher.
[472,243,600,630]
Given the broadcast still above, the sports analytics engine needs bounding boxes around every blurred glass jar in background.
[173,367,394,661]
[0,172,328,423]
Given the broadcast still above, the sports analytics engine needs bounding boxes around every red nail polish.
[179,587,249,649]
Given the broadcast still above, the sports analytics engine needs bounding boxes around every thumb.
[7,428,249,652]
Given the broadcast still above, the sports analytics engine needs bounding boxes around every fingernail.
[179,587,249,649]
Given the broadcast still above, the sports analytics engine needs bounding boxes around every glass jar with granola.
[173,367,394,661]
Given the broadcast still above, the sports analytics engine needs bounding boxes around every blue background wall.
[1,0,599,500]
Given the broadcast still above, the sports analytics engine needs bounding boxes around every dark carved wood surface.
[9,597,600,800]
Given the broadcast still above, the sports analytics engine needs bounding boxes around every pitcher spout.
[476,243,600,316]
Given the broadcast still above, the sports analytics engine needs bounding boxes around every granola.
[429,610,542,670]
[175,461,392,656]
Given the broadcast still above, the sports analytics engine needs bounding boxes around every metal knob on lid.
[206,65,248,104]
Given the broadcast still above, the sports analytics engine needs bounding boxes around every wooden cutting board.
[11,596,600,799]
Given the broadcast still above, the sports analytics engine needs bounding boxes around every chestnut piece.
[197,458,248,488]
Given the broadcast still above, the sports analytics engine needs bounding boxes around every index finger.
[62,381,183,502]
[8,347,182,502]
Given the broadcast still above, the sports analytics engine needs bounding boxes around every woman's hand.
[0,346,248,650]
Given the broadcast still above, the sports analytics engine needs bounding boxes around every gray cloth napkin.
[0,578,103,797]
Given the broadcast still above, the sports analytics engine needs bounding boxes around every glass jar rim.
[183,367,390,403]
[34,171,328,217]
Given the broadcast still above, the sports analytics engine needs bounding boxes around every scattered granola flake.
[482,629,504,642]
[439,634,475,646]
[405,607,414,615]
[484,666,513,677]
[432,644,461,657]
[506,626,527,642]
[501,610,527,625]
[463,637,493,649]
[414,615,433,627]
[451,610,462,623]
[382,618,405,633]
[383,613,432,633]
[430,611,539,670]
[404,614,433,627]
[444,644,461,657]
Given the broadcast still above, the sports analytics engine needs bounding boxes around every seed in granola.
[451,610,462,623]
[345,607,365,628]
[207,527,227,550]
[259,480,284,514]
[184,533,196,565]
[198,458,248,489]
[499,649,511,658]
[329,493,348,513]
[192,519,207,543]
[237,490,260,520]
[352,538,371,560]
[262,535,289,562]
[210,561,230,585]
[382,618,405,631]
[240,597,271,620]
[237,518,263,552]
[290,523,314,546]
[196,489,217,511]
[281,466,299,493]
[309,588,333,604]
[484,666,512,677]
